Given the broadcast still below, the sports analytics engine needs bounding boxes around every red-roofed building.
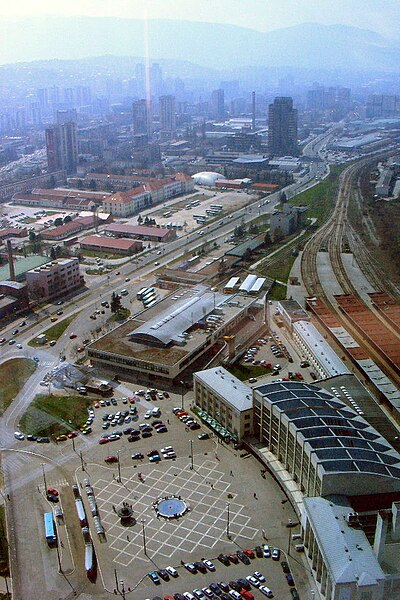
[103,223,176,242]
[80,235,142,255]
[41,220,85,241]
[0,228,28,240]
[102,186,151,217]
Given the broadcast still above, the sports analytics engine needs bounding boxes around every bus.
[143,294,157,307]
[136,287,148,301]
[44,512,57,547]
[141,288,155,301]
[210,204,223,211]
[163,211,172,218]
[145,298,158,309]
[193,214,207,220]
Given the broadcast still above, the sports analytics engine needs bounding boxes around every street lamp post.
[141,519,147,556]
[80,450,85,472]
[117,450,121,483]
[41,463,47,491]
[180,381,185,410]
[190,439,194,470]
[226,502,231,539]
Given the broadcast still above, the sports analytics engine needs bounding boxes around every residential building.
[194,367,253,440]
[102,186,152,217]
[211,89,225,120]
[268,97,298,157]
[80,235,142,256]
[0,281,29,319]
[40,221,86,241]
[45,121,78,174]
[132,99,151,136]
[270,203,307,240]
[159,95,176,135]
[26,258,81,301]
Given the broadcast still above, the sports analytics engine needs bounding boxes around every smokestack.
[252,91,256,131]
[7,240,16,281]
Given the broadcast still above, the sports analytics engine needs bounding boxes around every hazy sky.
[3,0,400,38]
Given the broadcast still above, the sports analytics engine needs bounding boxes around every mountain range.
[1,17,400,72]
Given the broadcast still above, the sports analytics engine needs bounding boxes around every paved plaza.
[92,457,258,567]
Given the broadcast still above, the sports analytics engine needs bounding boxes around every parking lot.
[58,387,311,599]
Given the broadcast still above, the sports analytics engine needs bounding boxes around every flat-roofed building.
[26,258,81,301]
[0,280,29,318]
[194,367,253,440]
[276,299,310,329]
[80,235,142,256]
[88,286,258,385]
[293,320,350,378]
[103,223,176,242]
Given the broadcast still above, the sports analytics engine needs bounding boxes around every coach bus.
[44,512,57,547]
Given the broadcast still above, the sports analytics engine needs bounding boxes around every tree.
[48,174,56,188]
[89,179,97,191]
[242,248,252,262]
[280,191,288,204]
[137,215,143,224]
[50,247,56,259]
[264,231,272,246]
[64,215,72,223]
[110,292,122,314]
[54,218,63,227]
[29,231,36,243]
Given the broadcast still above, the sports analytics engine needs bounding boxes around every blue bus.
[44,512,57,547]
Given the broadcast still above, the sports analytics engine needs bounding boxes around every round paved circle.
[156,496,187,519]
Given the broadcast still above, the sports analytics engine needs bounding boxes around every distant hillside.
[1,17,400,71]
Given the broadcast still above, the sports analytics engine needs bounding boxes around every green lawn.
[0,506,10,577]
[0,358,37,415]
[263,252,298,283]
[19,393,93,437]
[228,364,273,381]
[289,164,345,225]
[268,282,287,301]
[28,315,76,346]
[79,249,128,260]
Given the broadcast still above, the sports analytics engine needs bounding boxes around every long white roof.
[194,367,252,412]
[293,320,350,376]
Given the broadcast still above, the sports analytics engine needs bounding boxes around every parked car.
[148,571,160,585]
[104,455,118,463]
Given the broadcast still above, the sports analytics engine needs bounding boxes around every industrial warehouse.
[87,285,259,384]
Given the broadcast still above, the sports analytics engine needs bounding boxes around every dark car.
[286,574,295,586]
[237,578,251,591]
[255,546,263,558]
[123,428,133,435]
[209,583,222,596]
[229,581,241,592]
[27,434,37,441]
[228,553,239,564]
[156,427,168,433]
[220,595,230,600]
[132,453,144,459]
[46,493,59,503]
[142,431,153,438]
[189,422,200,430]
[290,590,300,599]
[281,561,290,573]
[218,582,229,592]
[128,435,140,442]
[152,419,163,426]
[217,553,230,566]
[194,561,207,574]
[158,569,170,581]
[37,437,50,443]
[174,594,186,600]
[237,551,250,565]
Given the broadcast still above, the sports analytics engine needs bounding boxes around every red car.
[128,397,136,404]
[47,487,59,496]
[99,438,109,444]
[243,548,255,559]
[69,333,77,339]
[104,455,118,463]
[67,431,77,438]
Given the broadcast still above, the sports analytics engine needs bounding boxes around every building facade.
[26,258,81,301]
[159,95,176,135]
[45,121,78,174]
[268,97,298,157]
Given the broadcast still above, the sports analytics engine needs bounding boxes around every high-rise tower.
[268,97,298,157]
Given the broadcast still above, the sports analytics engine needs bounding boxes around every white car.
[202,559,215,571]
[263,544,271,557]
[254,571,266,582]
[144,410,152,419]
[161,446,174,454]
[202,588,213,598]
[246,575,260,587]
[259,585,274,598]
[14,431,25,440]
[165,565,178,578]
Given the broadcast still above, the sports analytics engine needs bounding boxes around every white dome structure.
[192,171,224,186]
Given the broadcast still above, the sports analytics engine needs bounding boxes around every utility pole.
[117,450,121,483]
[141,519,147,556]
[226,502,230,539]
[190,439,194,470]
[80,451,85,471]
[41,463,47,491]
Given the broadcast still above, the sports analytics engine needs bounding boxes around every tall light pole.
[190,439,194,470]
[180,380,185,410]
[141,519,147,556]
[117,450,121,483]
[41,463,47,491]
[226,502,231,539]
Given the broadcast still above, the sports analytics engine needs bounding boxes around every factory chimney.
[7,240,16,281]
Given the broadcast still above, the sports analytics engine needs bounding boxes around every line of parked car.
[146,545,300,599]
[172,407,201,430]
